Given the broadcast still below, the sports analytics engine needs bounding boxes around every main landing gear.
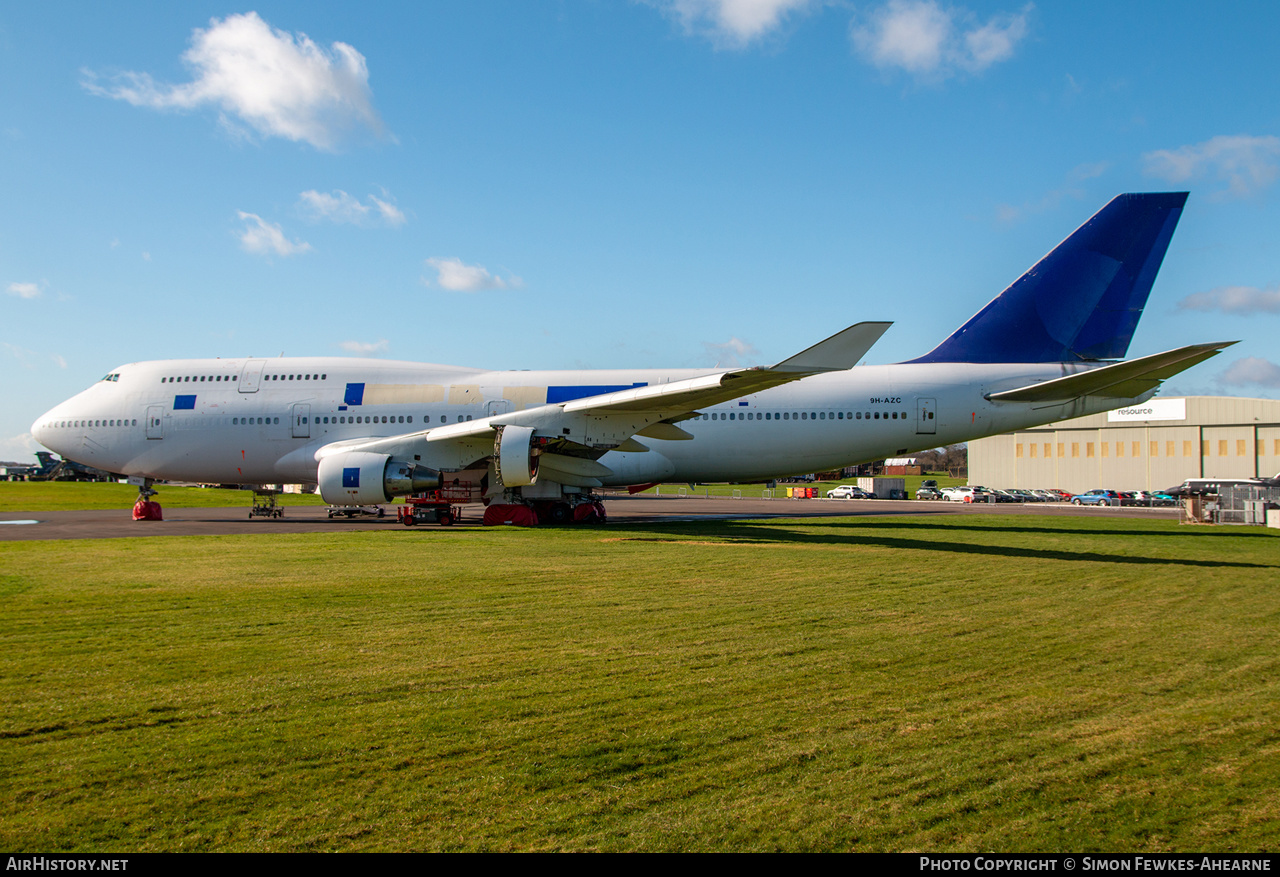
[481,498,606,527]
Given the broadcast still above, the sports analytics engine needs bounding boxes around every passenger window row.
[160,373,331,384]
[163,375,237,383]
[45,419,138,428]
[698,410,910,421]
[320,414,475,425]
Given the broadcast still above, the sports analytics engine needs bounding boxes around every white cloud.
[2,342,34,368]
[1178,284,1280,315]
[852,1,1031,80]
[995,161,1110,223]
[2,342,63,370]
[338,339,390,355]
[1218,357,1280,389]
[299,189,368,223]
[298,188,407,226]
[369,194,406,226]
[423,257,522,292]
[703,336,760,367]
[654,0,814,46]
[1143,135,1280,200]
[0,432,42,463]
[81,12,384,151]
[7,281,41,299]
[236,212,312,256]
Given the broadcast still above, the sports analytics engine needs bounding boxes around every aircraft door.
[239,360,265,393]
[146,405,164,440]
[916,398,937,435]
[486,400,513,417]
[291,403,310,438]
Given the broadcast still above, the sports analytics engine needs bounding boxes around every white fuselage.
[32,356,1133,487]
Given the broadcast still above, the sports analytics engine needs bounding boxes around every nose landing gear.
[131,478,163,521]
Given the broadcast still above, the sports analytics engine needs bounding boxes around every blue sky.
[3,1,1279,461]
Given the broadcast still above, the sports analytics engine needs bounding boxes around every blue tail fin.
[910,192,1187,364]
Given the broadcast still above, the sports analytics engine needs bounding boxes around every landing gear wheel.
[549,503,571,524]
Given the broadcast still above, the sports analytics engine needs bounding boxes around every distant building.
[969,397,1280,493]
[883,457,921,476]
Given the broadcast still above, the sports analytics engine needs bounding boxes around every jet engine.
[317,451,442,505]
[494,425,538,486]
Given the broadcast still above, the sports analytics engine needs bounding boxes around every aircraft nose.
[31,406,62,451]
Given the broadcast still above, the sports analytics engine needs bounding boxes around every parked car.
[1131,490,1176,506]
[827,485,875,499]
[942,486,992,503]
[915,486,944,500]
[1070,489,1123,506]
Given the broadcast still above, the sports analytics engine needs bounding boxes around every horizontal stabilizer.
[987,342,1236,403]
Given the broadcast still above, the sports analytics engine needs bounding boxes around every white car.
[826,485,873,499]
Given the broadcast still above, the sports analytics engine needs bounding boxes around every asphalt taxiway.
[0,495,1180,541]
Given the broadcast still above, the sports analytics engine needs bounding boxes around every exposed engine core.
[494,424,538,486]
[317,451,442,505]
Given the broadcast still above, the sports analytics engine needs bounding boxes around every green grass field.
[2,504,1277,851]
[0,481,330,512]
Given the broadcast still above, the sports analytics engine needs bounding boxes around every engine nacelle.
[494,425,538,486]
[317,451,441,505]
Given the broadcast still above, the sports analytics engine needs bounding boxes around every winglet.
[771,321,892,373]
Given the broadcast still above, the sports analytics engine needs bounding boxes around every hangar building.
[968,396,1280,494]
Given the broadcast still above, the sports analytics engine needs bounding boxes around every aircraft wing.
[315,321,891,463]
[563,320,893,414]
[407,321,892,442]
[986,341,1236,404]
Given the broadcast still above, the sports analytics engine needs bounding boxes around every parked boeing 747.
[33,193,1232,524]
